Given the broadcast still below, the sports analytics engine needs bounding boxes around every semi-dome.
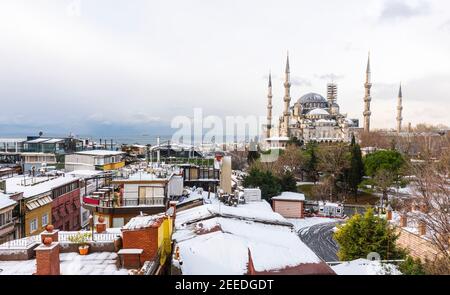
[298,93,327,104]
[308,108,329,116]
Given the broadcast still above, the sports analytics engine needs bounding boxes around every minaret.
[396,83,403,133]
[363,53,372,133]
[266,72,273,138]
[282,53,291,137]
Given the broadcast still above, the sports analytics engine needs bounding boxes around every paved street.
[298,222,341,262]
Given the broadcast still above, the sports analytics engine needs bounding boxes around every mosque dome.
[298,93,327,104]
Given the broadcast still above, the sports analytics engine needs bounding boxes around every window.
[30,218,38,233]
[41,213,48,227]
[0,211,13,226]
[82,211,89,223]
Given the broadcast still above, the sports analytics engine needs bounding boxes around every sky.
[0,0,449,138]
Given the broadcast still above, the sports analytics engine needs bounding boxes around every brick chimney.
[41,224,59,243]
[400,214,407,227]
[418,221,426,236]
[35,238,60,275]
[386,205,393,221]
[121,216,164,268]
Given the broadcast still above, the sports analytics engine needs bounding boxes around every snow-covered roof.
[316,119,335,123]
[331,258,401,275]
[122,213,166,230]
[173,200,334,275]
[308,108,329,116]
[272,191,305,202]
[75,150,125,156]
[66,170,104,178]
[4,175,79,199]
[265,136,290,141]
[0,252,128,275]
[0,192,16,210]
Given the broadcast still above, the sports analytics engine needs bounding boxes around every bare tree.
[317,143,351,202]
[406,150,450,273]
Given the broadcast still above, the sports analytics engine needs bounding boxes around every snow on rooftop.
[75,150,125,156]
[0,252,128,275]
[308,108,329,115]
[174,216,323,275]
[172,197,331,275]
[4,175,79,199]
[122,213,166,230]
[0,193,16,209]
[272,191,305,201]
[331,258,402,275]
[175,200,290,228]
[66,170,104,178]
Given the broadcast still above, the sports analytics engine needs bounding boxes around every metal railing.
[122,198,165,207]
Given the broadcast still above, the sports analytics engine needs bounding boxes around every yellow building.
[23,193,53,236]
[65,150,125,172]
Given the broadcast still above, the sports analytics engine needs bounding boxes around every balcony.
[82,195,167,216]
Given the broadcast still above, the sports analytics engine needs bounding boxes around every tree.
[304,142,319,183]
[364,150,405,177]
[274,144,306,179]
[318,143,351,201]
[279,171,297,192]
[344,135,365,202]
[242,167,281,200]
[287,136,303,147]
[334,208,405,261]
[364,150,405,208]
[247,150,260,165]
[398,256,426,275]
[404,150,450,272]
[372,168,396,208]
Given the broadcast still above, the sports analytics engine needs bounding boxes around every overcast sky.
[0,0,449,137]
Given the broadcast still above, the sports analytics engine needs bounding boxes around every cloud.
[290,76,312,87]
[439,19,450,32]
[379,0,431,22]
[314,73,345,81]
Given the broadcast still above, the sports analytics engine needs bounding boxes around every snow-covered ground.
[0,252,128,275]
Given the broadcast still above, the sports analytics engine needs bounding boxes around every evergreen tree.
[334,208,405,261]
[242,167,281,200]
[399,256,426,275]
[304,142,319,183]
[345,134,365,202]
[247,150,260,165]
[279,171,297,192]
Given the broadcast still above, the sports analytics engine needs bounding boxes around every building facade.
[65,150,125,172]
[265,55,359,146]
